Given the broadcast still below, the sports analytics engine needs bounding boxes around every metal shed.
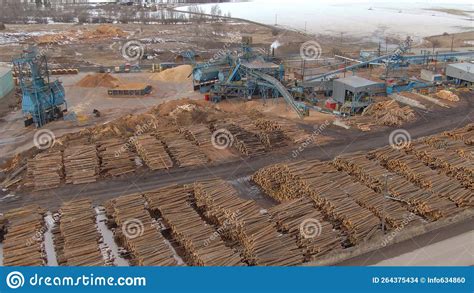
[446,63,474,84]
[0,66,14,100]
[333,76,385,105]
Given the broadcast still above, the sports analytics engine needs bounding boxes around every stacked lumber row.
[269,197,342,261]
[28,151,63,190]
[97,138,136,177]
[64,145,99,184]
[55,199,107,266]
[3,205,45,266]
[231,117,288,149]
[409,141,473,190]
[424,136,474,160]
[333,153,459,221]
[443,123,474,145]
[165,138,209,167]
[285,162,382,244]
[106,194,177,266]
[193,180,304,266]
[135,135,173,170]
[217,122,266,157]
[181,124,213,148]
[371,146,473,207]
[144,185,245,266]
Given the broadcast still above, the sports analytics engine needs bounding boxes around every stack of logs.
[145,185,245,266]
[135,135,173,170]
[97,138,136,177]
[54,199,107,266]
[333,153,460,221]
[64,145,99,184]
[215,122,266,157]
[193,179,304,266]
[181,124,213,148]
[105,194,177,266]
[252,160,384,244]
[3,205,45,266]
[155,129,209,167]
[443,123,473,145]
[269,197,342,261]
[27,151,63,190]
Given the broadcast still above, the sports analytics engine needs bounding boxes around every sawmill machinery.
[192,37,308,118]
[13,47,67,128]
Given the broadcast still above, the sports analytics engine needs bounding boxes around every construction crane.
[13,47,67,127]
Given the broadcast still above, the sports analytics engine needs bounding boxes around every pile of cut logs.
[106,194,177,266]
[145,185,245,266]
[269,197,342,261]
[165,138,209,167]
[97,138,136,177]
[333,153,460,221]
[216,122,266,157]
[64,145,99,184]
[3,205,45,266]
[27,151,63,190]
[54,199,107,266]
[443,123,473,145]
[193,179,304,266]
[181,124,213,148]
[135,135,173,170]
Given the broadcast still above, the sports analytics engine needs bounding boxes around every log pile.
[193,179,305,266]
[181,124,213,148]
[443,123,473,145]
[231,117,288,149]
[333,153,459,221]
[54,199,107,266]
[371,146,473,207]
[216,123,266,157]
[97,138,136,177]
[274,120,311,144]
[3,205,45,266]
[106,194,177,266]
[269,197,342,261]
[408,141,473,190]
[362,100,415,126]
[135,135,173,170]
[64,145,99,184]
[145,185,245,266]
[28,151,63,190]
[165,138,209,167]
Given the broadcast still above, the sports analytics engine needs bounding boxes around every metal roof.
[334,75,381,88]
[447,63,473,72]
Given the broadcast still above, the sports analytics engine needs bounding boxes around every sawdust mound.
[152,98,210,116]
[362,100,415,126]
[151,65,193,82]
[33,25,126,44]
[86,25,127,38]
[436,90,459,102]
[76,73,120,88]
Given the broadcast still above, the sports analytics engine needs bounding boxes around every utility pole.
[382,174,388,234]
[305,21,307,33]
[385,36,388,54]
[451,35,455,52]
[275,14,277,26]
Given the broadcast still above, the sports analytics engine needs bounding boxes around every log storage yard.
[0,0,473,271]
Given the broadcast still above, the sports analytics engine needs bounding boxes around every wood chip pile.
[193,179,304,266]
[106,194,177,266]
[3,205,45,266]
[333,153,460,221]
[64,145,99,184]
[145,185,245,266]
[97,138,136,177]
[362,100,415,126]
[54,199,107,266]
[27,151,63,190]
[269,197,342,261]
[135,135,173,170]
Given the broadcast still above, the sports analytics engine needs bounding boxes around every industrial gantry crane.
[13,47,67,127]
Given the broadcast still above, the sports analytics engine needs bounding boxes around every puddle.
[229,176,277,209]
[95,207,129,266]
[43,212,58,266]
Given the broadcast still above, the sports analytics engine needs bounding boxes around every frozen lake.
[184,0,473,41]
